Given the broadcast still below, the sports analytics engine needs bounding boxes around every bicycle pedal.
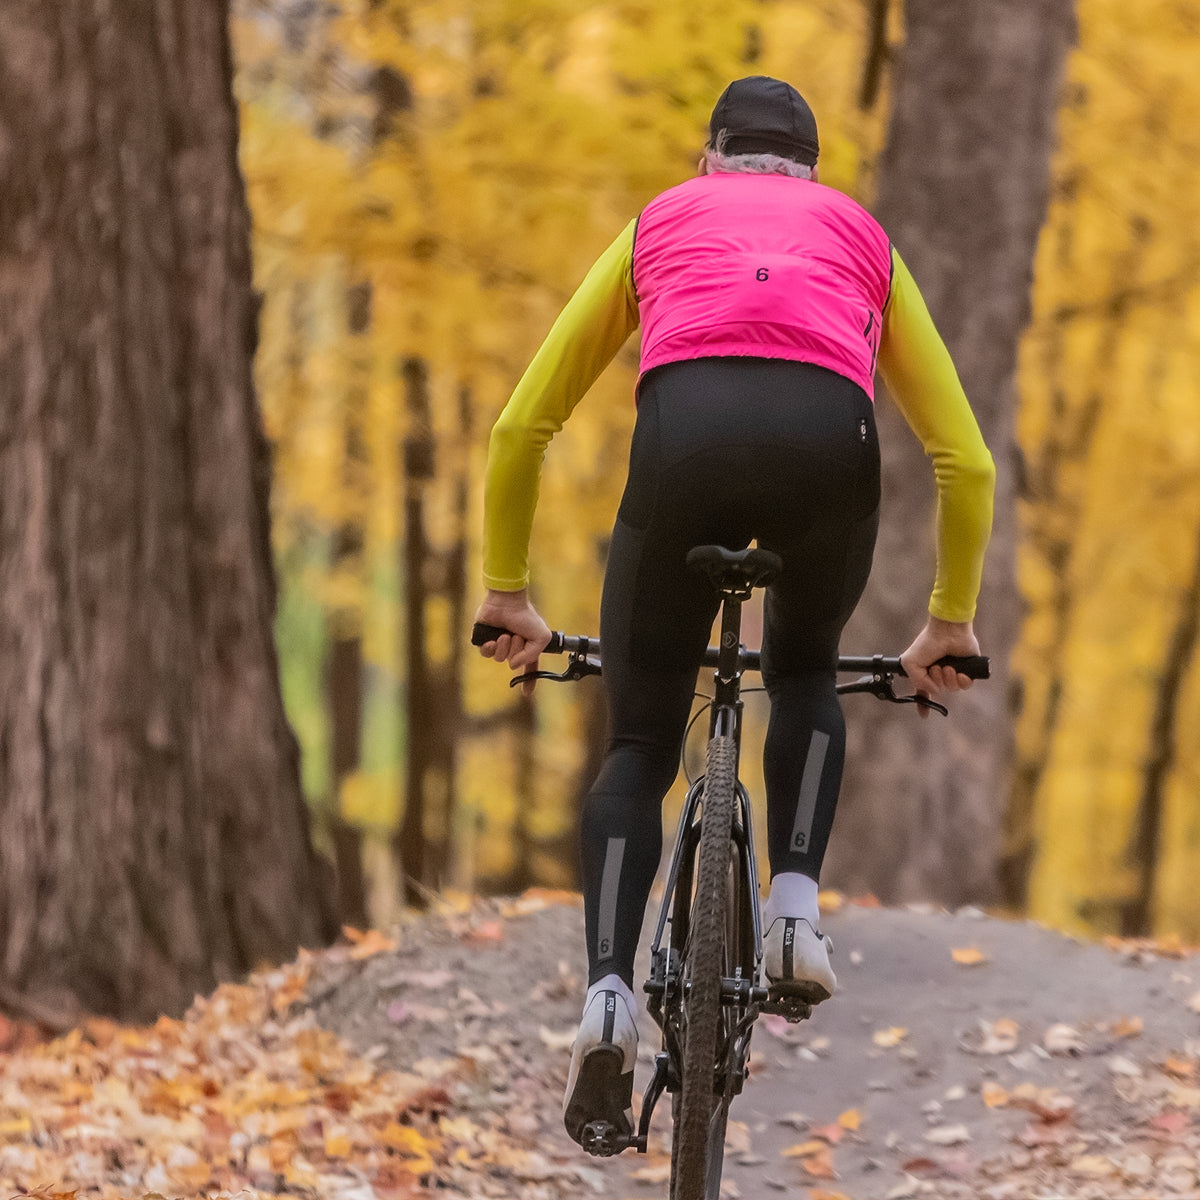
[760,995,813,1023]
[580,1120,625,1157]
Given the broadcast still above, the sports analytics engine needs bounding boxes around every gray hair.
[704,130,814,180]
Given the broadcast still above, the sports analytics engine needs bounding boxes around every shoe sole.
[768,979,832,1005]
[563,1044,633,1146]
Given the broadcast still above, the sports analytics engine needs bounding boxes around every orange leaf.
[837,1108,862,1131]
[782,1139,828,1158]
[816,889,845,913]
[325,1133,352,1158]
[800,1145,838,1179]
[981,1081,1009,1108]
[951,946,989,966]
[1162,1057,1196,1080]
[810,1121,845,1144]
[873,1026,908,1048]
[342,926,398,959]
[1111,1015,1143,1039]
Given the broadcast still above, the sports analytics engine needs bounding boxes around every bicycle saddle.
[686,544,783,592]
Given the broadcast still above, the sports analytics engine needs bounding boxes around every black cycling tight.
[579,357,880,988]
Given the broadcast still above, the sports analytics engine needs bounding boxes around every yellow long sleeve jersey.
[482,217,995,622]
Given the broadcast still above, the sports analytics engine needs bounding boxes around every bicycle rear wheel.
[670,734,737,1200]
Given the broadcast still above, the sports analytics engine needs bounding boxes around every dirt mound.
[308,894,1200,1199]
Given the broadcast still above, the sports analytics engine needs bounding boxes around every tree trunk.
[0,0,337,1022]
[325,280,371,928]
[829,0,1076,905]
[396,356,436,906]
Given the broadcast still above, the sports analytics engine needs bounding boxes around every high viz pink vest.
[632,173,893,398]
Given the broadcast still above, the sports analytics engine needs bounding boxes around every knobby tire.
[670,735,737,1200]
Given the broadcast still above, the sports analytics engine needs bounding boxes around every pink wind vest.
[632,173,893,399]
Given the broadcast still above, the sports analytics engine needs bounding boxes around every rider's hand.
[473,588,552,697]
[900,616,981,719]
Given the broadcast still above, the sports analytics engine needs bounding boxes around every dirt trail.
[309,895,1200,1199]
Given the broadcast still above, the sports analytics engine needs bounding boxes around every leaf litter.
[7,893,1200,1199]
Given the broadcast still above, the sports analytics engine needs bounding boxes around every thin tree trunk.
[0,0,336,1021]
[396,356,435,906]
[324,279,371,927]
[829,0,1076,905]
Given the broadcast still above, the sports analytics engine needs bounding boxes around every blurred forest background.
[2,0,1199,1021]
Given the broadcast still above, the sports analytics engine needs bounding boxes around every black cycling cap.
[708,76,819,166]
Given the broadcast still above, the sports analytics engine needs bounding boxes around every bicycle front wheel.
[670,734,737,1200]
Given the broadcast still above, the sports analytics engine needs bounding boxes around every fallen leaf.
[782,1140,828,1158]
[810,1122,845,1145]
[873,1026,908,1048]
[632,1163,671,1184]
[1018,1121,1071,1147]
[817,890,845,914]
[800,1146,837,1179]
[925,1124,971,1146]
[498,888,582,917]
[324,1132,352,1158]
[951,947,989,966]
[981,1081,1009,1108]
[959,1017,1019,1055]
[465,919,505,944]
[1107,1054,1142,1077]
[538,1026,576,1051]
[1070,1154,1117,1178]
[341,925,398,959]
[1162,1056,1197,1080]
[1008,1083,1074,1122]
[1110,1015,1144,1039]
[900,1156,939,1173]
[1043,1023,1085,1054]
[837,1108,862,1131]
[1150,1109,1190,1135]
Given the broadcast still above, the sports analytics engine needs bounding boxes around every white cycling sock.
[763,871,820,928]
[585,972,638,1020]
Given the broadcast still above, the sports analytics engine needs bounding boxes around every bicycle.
[472,543,988,1200]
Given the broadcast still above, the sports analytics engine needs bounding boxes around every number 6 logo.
[756,267,769,281]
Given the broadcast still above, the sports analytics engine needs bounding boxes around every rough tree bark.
[829,0,1076,905]
[0,0,337,1023]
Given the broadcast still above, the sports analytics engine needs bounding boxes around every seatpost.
[710,590,746,742]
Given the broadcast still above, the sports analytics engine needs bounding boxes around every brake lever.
[895,693,949,717]
[838,673,948,716]
[508,654,602,688]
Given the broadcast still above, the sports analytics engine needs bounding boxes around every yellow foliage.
[236,0,1200,942]
[1016,0,1200,937]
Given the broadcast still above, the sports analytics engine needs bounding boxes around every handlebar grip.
[931,654,990,680]
[471,622,509,646]
[471,622,565,654]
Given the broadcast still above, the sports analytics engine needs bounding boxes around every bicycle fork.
[622,768,767,1154]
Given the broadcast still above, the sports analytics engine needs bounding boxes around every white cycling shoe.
[763,916,836,1003]
[562,989,638,1151]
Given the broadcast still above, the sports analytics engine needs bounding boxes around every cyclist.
[474,76,994,1148]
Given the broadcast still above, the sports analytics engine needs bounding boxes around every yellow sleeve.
[482,219,639,590]
[877,247,996,622]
